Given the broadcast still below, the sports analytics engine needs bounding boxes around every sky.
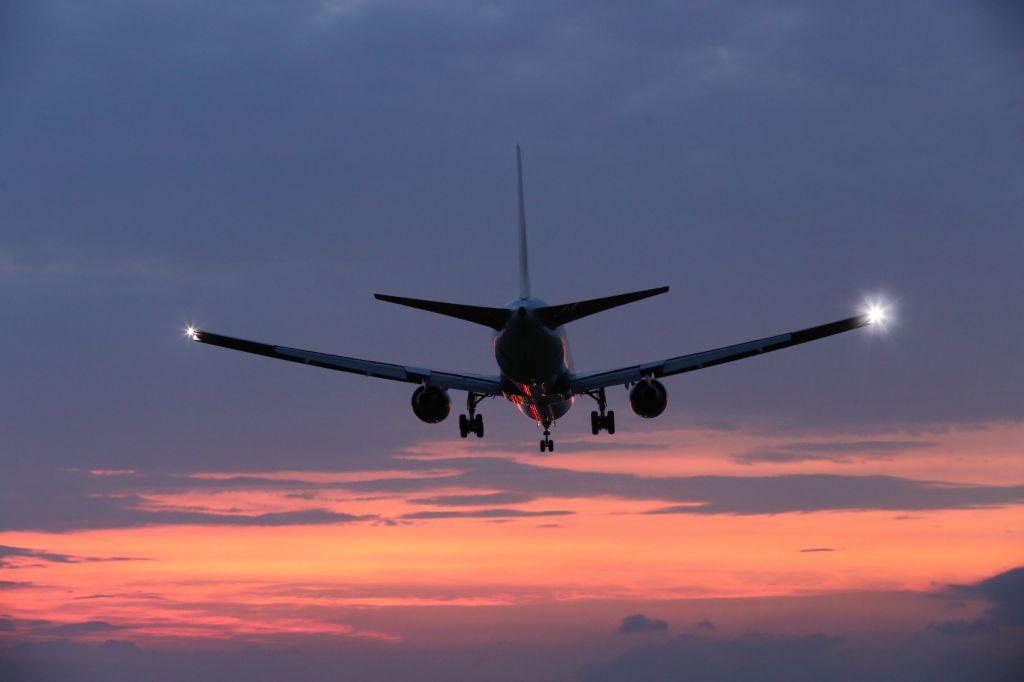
[1,0,1022,679]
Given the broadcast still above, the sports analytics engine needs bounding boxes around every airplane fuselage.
[494,299,575,423]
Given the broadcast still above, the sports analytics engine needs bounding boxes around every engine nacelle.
[410,385,451,424]
[629,379,668,418]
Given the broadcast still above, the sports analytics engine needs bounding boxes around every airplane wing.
[188,329,502,395]
[570,314,871,394]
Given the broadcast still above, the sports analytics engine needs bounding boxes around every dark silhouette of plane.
[187,147,884,451]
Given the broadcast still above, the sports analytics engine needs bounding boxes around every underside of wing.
[570,314,871,394]
[189,329,502,395]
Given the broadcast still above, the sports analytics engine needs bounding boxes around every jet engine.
[410,385,451,424]
[629,379,667,418]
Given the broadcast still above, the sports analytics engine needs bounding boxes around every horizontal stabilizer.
[536,286,669,328]
[374,294,511,331]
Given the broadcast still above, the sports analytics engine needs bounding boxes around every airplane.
[186,147,886,452]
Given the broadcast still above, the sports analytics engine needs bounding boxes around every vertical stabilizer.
[516,145,531,300]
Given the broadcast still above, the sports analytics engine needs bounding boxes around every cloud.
[0,467,383,530]
[0,545,139,568]
[136,509,375,527]
[735,439,937,465]
[618,614,669,635]
[41,620,123,637]
[799,547,836,553]
[951,566,1024,627]
[400,508,573,520]
[0,545,82,565]
[407,492,535,506]
[735,451,856,464]
[695,619,715,630]
[344,458,1024,517]
[0,580,35,589]
[5,456,1024,531]
[583,633,846,681]
[926,619,997,636]
[578,625,1024,682]
[636,474,1024,515]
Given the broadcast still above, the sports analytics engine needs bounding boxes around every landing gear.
[539,420,554,452]
[459,414,484,438]
[586,388,615,435]
[459,393,485,438]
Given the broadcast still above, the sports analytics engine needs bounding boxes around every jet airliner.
[187,147,884,451]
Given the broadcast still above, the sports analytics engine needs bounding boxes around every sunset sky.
[1,1,1022,680]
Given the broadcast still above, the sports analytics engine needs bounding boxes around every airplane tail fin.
[374,294,510,331]
[516,145,531,300]
[535,286,669,328]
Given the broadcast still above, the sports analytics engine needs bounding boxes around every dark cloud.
[735,451,855,465]
[618,614,669,635]
[927,619,998,637]
[735,440,937,465]
[400,508,573,520]
[630,474,1024,515]
[4,457,1024,531]
[695,619,715,630]
[407,492,535,506]
[0,467,386,530]
[0,581,35,590]
[0,545,81,565]
[951,567,1024,627]
[72,592,163,601]
[579,629,1024,682]
[343,458,1024,518]
[799,547,836,553]
[0,637,582,682]
[137,509,375,527]
[584,633,845,681]
[781,440,936,453]
[41,621,123,637]
[0,545,139,567]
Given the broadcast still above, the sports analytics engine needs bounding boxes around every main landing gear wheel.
[459,393,486,438]
[586,388,615,435]
[591,410,615,435]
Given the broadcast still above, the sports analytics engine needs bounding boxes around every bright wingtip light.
[185,326,200,341]
[859,296,893,330]
[866,305,887,325]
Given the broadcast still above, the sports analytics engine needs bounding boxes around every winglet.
[516,145,531,300]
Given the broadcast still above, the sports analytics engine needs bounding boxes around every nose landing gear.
[459,392,486,438]
[539,420,554,452]
[586,388,615,435]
